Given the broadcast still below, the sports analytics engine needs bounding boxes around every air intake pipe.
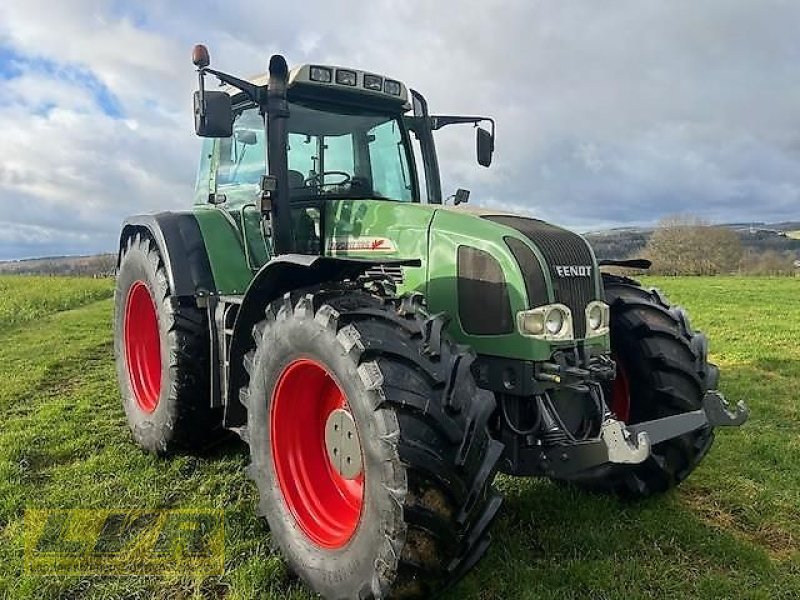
[265,55,293,255]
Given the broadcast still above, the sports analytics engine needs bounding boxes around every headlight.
[585,301,610,337]
[363,73,383,91]
[384,79,402,96]
[517,304,573,341]
[309,66,332,83]
[519,311,545,336]
[588,304,603,330]
[545,309,564,335]
[335,69,357,86]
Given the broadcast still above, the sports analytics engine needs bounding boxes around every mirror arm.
[429,115,494,132]
[202,67,266,104]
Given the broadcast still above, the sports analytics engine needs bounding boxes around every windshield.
[287,103,414,202]
[212,102,416,207]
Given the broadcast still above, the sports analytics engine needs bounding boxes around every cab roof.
[224,64,411,110]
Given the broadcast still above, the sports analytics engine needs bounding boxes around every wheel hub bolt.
[324,408,362,479]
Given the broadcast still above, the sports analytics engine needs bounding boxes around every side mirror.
[476,127,494,167]
[193,90,233,138]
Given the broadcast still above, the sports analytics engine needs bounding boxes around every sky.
[0,0,799,260]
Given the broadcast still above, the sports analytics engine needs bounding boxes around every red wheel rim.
[270,358,364,549]
[124,281,162,413]
[611,357,631,423]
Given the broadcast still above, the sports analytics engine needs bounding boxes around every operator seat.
[288,169,305,190]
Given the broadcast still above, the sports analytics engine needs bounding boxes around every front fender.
[223,254,420,427]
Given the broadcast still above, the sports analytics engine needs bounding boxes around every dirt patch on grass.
[682,487,798,560]
[750,527,798,560]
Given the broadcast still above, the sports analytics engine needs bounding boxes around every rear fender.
[224,254,421,428]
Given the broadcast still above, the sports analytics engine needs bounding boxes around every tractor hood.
[324,198,603,354]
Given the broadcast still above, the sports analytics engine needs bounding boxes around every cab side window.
[368,119,411,201]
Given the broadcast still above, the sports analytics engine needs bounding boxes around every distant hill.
[0,254,116,276]
[585,221,800,260]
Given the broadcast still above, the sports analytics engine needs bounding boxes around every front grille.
[363,264,404,286]
[486,216,597,338]
[504,236,548,307]
[457,245,513,335]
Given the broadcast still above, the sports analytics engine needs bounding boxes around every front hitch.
[626,389,749,446]
[533,389,748,479]
[701,390,749,426]
[600,419,650,464]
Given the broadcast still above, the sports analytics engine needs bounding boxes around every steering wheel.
[304,171,352,187]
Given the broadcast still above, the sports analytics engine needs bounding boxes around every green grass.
[0,276,113,335]
[0,275,798,599]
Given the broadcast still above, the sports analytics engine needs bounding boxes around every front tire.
[114,232,222,454]
[240,288,503,599]
[571,274,717,498]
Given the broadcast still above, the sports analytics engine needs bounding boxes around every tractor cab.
[212,93,419,204]
[192,50,494,239]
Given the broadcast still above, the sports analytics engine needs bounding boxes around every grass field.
[0,275,798,599]
[0,276,113,336]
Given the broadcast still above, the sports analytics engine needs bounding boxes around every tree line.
[0,254,116,277]
[632,216,798,276]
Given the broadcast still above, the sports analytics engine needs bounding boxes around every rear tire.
[570,274,716,498]
[240,288,503,599]
[114,232,222,454]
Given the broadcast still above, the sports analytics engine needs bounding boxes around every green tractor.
[114,45,748,598]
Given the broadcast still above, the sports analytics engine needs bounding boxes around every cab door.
[214,106,271,269]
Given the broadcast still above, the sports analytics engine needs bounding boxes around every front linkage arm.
[626,391,748,447]
[537,390,748,479]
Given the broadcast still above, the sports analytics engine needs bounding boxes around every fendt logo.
[328,237,396,253]
[554,265,593,277]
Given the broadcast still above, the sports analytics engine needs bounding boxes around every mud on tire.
[570,274,717,498]
[114,232,222,454]
[240,287,503,599]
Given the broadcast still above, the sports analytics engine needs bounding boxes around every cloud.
[0,0,798,259]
